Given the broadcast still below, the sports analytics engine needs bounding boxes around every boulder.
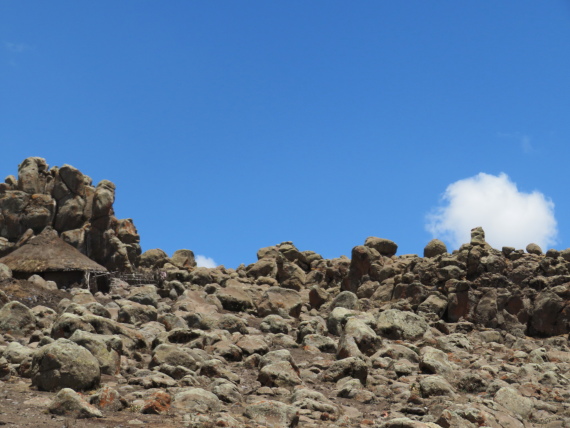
[48,388,102,418]
[69,330,120,375]
[419,375,455,398]
[376,309,428,340]
[31,338,101,391]
[364,236,398,257]
[171,249,197,269]
[215,286,255,313]
[138,248,169,269]
[276,257,306,290]
[424,239,447,258]
[173,387,222,413]
[0,301,36,335]
[17,157,49,194]
[244,400,299,428]
[494,387,534,419]
[470,227,486,246]
[321,356,368,384]
[526,243,543,255]
[257,287,303,318]
[258,361,302,389]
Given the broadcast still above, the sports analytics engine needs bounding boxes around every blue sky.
[2,1,570,268]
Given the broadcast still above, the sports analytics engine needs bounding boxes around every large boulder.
[364,237,398,257]
[171,249,197,269]
[17,157,49,194]
[244,400,299,428]
[31,338,101,391]
[0,301,36,335]
[173,388,222,413]
[257,287,304,318]
[424,239,447,258]
[375,309,428,340]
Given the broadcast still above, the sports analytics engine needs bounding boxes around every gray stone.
[49,388,102,418]
[419,375,455,397]
[364,236,398,256]
[173,387,222,413]
[526,243,543,255]
[424,239,447,258]
[494,387,534,419]
[0,301,36,335]
[31,338,101,391]
[244,400,299,428]
[257,287,303,318]
[376,309,428,340]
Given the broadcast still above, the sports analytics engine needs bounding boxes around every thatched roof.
[0,228,108,273]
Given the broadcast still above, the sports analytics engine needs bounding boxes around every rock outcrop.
[0,157,140,271]
[1,171,570,427]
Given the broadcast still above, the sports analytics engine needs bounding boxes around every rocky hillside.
[0,158,569,427]
[0,226,569,427]
[0,157,140,272]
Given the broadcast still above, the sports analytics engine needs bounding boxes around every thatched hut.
[0,227,109,290]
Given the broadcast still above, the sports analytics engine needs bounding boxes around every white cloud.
[426,173,557,251]
[4,42,32,53]
[196,255,218,268]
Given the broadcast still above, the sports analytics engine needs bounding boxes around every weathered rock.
[419,346,455,375]
[364,236,398,257]
[244,400,299,428]
[260,315,290,334]
[494,387,534,419]
[338,317,382,358]
[69,330,120,375]
[257,287,303,318]
[376,309,428,340]
[173,387,222,413]
[150,344,201,370]
[258,361,302,389]
[3,341,34,364]
[209,378,243,403]
[276,257,306,291]
[17,157,49,195]
[141,390,172,414]
[529,290,570,336]
[48,388,102,418]
[215,286,255,312]
[171,249,196,269]
[419,375,455,397]
[470,227,486,246]
[526,243,543,255]
[424,239,447,258]
[31,338,101,391]
[321,356,368,384]
[138,248,169,269]
[0,301,36,335]
[89,385,125,411]
[330,291,361,311]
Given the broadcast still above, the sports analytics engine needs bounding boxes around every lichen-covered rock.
[31,338,101,391]
[173,387,222,413]
[48,388,102,418]
[244,400,299,428]
[0,301,36,335]
[257,287,303,318]
[376,309,428,340]
[424,239,447,258]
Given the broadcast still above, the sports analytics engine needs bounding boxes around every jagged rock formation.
[0,157,140,272]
